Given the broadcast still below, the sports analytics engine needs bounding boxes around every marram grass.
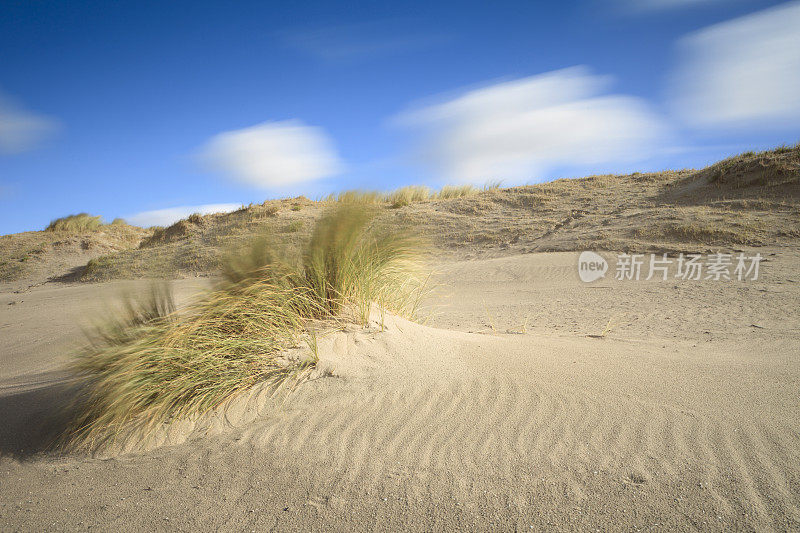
[321,183,492,208]
[324,190,385,204]
[64,204,428,449]
[386,186,432,207]
[304,204,429,322]
[436,184,478,199]
[46,213,103,232]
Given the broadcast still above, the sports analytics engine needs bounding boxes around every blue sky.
[1,0,798,233]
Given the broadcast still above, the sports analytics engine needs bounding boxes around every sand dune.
[3,146,796,290]
[1,250,798,530]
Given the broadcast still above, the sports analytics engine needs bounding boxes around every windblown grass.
[437,185,477,199]
[483,180,503,192]
[317,184,484,207]
[67,280,317,448]
[324,190,384,204]
[65,204,428,449]
[303,204,428,321]
[387,185,432,208]
[46,213,103,232]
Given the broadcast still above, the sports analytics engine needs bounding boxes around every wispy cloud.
[198,120,343,189]
[125,203,241,227]
[0,90,60,154]
[394,67,670,183]
[670,1,800,130]
[277,21,453,62]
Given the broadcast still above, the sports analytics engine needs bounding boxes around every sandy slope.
[1,250,799,531]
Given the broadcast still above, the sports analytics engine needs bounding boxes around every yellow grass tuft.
[324,190,385,204]
[64,203,429,449]
[436,184,477,199]
[46,213,103,232]
[386,185,433,208]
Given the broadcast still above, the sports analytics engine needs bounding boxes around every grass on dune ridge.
[386,185,432,207]
[46,213,104,232]
[65,203,429,449]
[322,181,496,207]
[45,213,132,233]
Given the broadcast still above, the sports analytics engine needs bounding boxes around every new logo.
[578,251,608,282]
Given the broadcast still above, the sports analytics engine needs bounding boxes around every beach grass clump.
[387,186,432,208]
[46,213,103,232]
[67,280,318,447]
[437,185,477,199]
[303,204,428,322]
[65,203,428,448]
[325,190,385,204]
[483,180,503,192]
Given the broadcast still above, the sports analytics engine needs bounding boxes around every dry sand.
[1,247,798,531]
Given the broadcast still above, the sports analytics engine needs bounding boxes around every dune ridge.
[3,145,798,290]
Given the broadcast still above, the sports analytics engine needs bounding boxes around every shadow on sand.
[0,375,82,459]
[48,265,87,284]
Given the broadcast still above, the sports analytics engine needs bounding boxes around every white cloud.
[199,120,343,188]
[125,203,241,227]
[0,91,60,154]
[395,67,669,183]
[671,1,800,130]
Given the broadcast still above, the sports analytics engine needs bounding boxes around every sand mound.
[138,217,205,248]
[91,310,472,455]
[665,145,800,203]
[74,305,800,530]
[0,222,148,286]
